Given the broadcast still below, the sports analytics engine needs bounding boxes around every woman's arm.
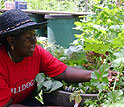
[53,66,93,83]
[53,66,118,83]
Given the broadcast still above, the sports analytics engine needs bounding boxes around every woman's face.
[13,29,37,57]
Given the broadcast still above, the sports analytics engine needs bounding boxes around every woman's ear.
[6,36,15,46]
[6,36,15,50]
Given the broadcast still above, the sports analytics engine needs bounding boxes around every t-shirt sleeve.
[0,65,12,106]
[37,45,67,77]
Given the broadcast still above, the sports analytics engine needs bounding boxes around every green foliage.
[0,0,5,9]
[69,90,82,105]
[73,3,124,106]
[102,90,124,107]
[36,36,124,106]
[91,63,109,92]
[37,37,66,61]
[112,48,124,66]
[77,0,117,12]
[37,37,87,67]
[1,0,122,13]
[84,99,100,107]
[75,5,124,55]
[24,0,78,12]
[34,73,63,104]
[35,73,63,93]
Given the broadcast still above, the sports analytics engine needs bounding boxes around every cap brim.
[0,21,47,38]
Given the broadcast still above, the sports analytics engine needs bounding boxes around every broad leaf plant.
[73,2,124,107]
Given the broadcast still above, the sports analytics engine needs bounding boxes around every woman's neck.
[6,47,24,63]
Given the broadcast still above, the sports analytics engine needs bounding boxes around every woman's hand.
[107,70,123,86]
[108,70,119,82]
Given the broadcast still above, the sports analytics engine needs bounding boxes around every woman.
[0,9,117,107]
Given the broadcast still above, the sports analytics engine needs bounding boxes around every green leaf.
[37,83,43,93]
[74,21,82,27]
[35,73,46,93]
[102,77,108,85]
[90,79,100,86]
[50,80,63,92]
[84,42,109,54]
[67,45,86,64]
[112,36,124,48]
[107,90,123,103]
[43,80,53,91]
[69,51,86,61]
[35,73,63,94]
[99,63,110,73]
[97,83,103,92]
[91,72,97,79]
[91,70,100,79]
[75,94,82,104]
[35,73,45,84]
[102,71,109,78]
[112,58,124,67]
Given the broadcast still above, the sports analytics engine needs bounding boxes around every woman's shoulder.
[34,44,51,57]
[35,44,45,52]
[34,44,46,55]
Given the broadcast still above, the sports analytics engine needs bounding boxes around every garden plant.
[36,1,124,107]
[72,2,124,106]
[0,0,4,9]
[1,0,120,12]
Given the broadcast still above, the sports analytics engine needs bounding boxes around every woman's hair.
[0,34,20,46]
[0,37,8,46]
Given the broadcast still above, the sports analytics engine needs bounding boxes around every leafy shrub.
[0,0,4,9]
[24,0,78,12]
[74,2,124,106]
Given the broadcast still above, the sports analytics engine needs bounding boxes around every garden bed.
[43,90,97,107]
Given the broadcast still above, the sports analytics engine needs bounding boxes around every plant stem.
[113,79,117,91]
[107,86,111,92]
